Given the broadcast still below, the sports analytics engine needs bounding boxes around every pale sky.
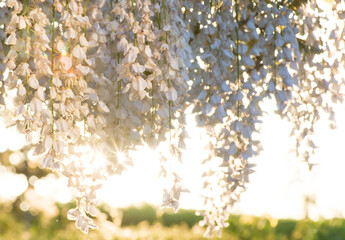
[1,100,345,220]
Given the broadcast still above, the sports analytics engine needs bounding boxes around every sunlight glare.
[99,147,163,207]
[61,48,68,57]
[0,166,28,202]
[34,173,72,204]
[0,118,26,153]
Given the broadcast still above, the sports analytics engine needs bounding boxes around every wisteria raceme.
[1,0,345,237]
[287,0,345,169]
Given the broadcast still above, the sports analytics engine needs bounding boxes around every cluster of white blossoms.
[1,0,345,237]
[287,0,345,169]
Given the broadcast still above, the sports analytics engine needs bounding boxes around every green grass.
[1,203,345,239]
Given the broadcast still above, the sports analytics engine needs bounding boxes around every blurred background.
[1,99,345,240]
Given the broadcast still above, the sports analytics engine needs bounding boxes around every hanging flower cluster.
[287,0,345,169]
[1,0,345,237]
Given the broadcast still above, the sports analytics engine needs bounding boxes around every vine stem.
[110,0,121,112]
[161,0,171,142]
[151,86,155,127]
[117,53,121,108]
[66,0,71,55]
[150,0,158,128]
[273,7,277,89]
[25,0,30,107]
[83,1,87,134]
[51,5,56,139]
[162,0,168,42]
[131,0,137,46]
[234,0,241,121]
[167,83,171,141]
[234,0,243,148]
[110,0,113,20]
[83,1,87,34]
